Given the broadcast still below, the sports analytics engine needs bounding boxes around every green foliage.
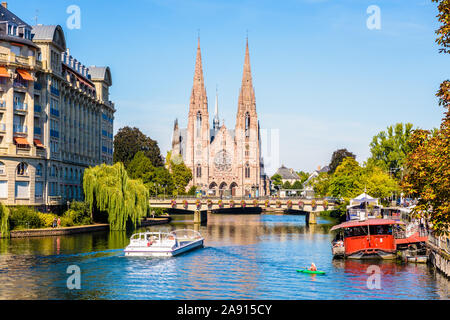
[271,174,283,187]
[63,201,92,226]
[170,157,193,195]
[37,212,58,228]
[296,171,310,184]
[83,162,149,231]
[292,180,303,189]
[0,202,10,237]
[9,206,43,230]
[367,123,414,179]
[187,186,197,196]
[329,157,363,198]
[329,149,356,173]
[282,181,292,189]
[311,172,331,197]
[113,126,164,168]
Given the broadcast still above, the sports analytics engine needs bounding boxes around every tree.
[283,181,292,189]
[0,202,9,238]
[401,0,450,235]
[113,126,164,168]
[187,186,197,196]
[83,163,149,231]
[292,180,303,190]
[362,166,400,200]
[311,172,331,197]
[296,171,310,184]
[329,149,356,173]
[367,123,414,179]
[169,151,193,195]
[271,174,283,188]
[328,157,363,199]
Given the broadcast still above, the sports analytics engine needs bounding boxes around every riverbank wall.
[0,217,172,239]
[427,233,450,278]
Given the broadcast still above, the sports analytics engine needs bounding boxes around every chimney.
[1,2,7,9]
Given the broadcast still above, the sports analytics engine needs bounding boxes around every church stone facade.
[171,39,269,197]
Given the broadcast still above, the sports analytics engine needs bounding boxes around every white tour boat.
[124,229,204,257]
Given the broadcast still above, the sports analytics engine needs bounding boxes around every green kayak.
[296,269,326,275]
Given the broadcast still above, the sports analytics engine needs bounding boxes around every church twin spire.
[189,37,208,114]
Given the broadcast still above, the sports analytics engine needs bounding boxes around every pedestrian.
[57,217,61,228]
[52,217,57,228]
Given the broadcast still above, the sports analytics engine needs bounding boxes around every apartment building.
[0,2,114,208]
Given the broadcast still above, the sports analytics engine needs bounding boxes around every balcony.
[50,129,59,138]
[13,80,28,91]
[50,86,59,96]
[14,102,28,112]
[13,124,27,134]
[50,108,59,117]
[34,104,42,113]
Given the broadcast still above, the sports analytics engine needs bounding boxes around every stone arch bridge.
[149,197,337,224]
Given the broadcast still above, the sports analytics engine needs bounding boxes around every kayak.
[296,269,326,275]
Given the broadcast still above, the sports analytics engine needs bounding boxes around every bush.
[37,212,58,228]
[9,206,43,230]
[62,201,92,226]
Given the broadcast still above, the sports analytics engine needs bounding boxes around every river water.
[0,213,448,300]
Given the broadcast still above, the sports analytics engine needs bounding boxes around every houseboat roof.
[330,219,404,231]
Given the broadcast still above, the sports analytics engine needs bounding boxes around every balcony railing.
[13,80,28,89]
[13,125,27,134]
[14,103,28,111]
[50,129,59,138]
[50,86,59,96]
[50,108,59,117]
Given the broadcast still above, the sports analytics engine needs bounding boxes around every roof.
[330,219,404,231]
[0,4,30,27]
[275,165,300,180]
[31,25,66,50]
[89,66,112,86]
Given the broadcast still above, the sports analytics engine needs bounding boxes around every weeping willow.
[83,162,149,231]
[0,202,10,238]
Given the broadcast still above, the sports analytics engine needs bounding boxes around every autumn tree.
[402,0,450,234]
[113,127,164,168]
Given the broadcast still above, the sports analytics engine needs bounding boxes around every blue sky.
[11,0,448,174]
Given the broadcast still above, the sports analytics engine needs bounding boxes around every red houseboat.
[331,193,404,260]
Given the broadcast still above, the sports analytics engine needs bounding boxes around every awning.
[330,219,404,231]
[14,137,30,146]
[16,69,34,81]
[0,66,9,78]
[33,139,44,148]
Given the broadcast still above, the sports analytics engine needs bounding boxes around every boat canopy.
[351,193,378,204]
[330,218,404,231]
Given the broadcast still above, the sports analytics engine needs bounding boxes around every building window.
[196,111,202,138]
[16,162,28,176]
[245,163,250,178]
[196,164,202,178]
[36,164,43,177]
[245,112,250,137]
[35,181,43,198]
[15,181,29,199]
[0,162,5,175]
[0,181,8,199]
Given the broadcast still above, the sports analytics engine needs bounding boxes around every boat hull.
[125,239,204,257]
[346,249,396,260]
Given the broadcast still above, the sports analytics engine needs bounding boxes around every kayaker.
[309,263,317,271]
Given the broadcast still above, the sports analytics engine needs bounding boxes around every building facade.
[0,3,114,207]
[172,38,269,197]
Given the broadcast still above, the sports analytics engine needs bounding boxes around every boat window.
[344,226,368,237]
[369,225,392,235]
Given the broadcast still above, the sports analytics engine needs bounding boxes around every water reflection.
[0,213,448,300]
